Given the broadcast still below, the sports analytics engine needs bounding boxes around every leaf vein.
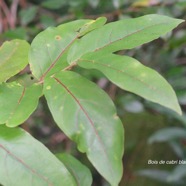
[0,144,54,186]
[79,58,158,91]
[52,77,114,174]
[93,22,168,52]
[40,35,78,81]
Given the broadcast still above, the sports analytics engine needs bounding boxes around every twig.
[0,6,2,33]
[0,0,11,26]
[10,0,19,29]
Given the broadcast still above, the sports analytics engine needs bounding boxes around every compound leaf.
[0,40,30,83]
[0,125,76,186]
[44,71,124,186]
[77,53,181,115]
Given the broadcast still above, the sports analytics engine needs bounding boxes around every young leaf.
[78,17,107,37]
[77,53,182,115]
[0,125,76,186]
[44,71,124,186]
[56,153,92,186]
[29,19,95,80]
[0,82,42,127]
[67,14,184,63]
[0,39,30,83]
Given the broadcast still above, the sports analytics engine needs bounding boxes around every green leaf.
[169,165,186,182]
[67,14,184,63]
[56,153,92,186]
[148,127,186,144]
[88,0,100,8]
[78,17,107,37]
[44,71,124,186]
[0,40,30,83]
[40,15,56,28]
[0,125,76,186]
[41,0,67,10]
[19,6,38,25]
[2,27,27,40]
[137,169,171,183]
[77,53,182,115]
[0,82,42,127]
[14,73,39,87]
[29,19,94,80]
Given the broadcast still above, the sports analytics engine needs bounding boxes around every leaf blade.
[148,127,186,144]
[44,71,124,186]
[0,82,42,127]
[56,153,92,186]
[29,19,96,80]
[0,39,30,83]
[0,125,76,186]
[68,14,184,63]
[78,53,181,115]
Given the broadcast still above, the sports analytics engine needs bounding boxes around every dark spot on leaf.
[55,35,61,40]
[30,76,34,80]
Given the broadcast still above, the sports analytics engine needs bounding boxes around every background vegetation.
[0,0,186,185]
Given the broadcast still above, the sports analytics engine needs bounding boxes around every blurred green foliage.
[0,0,186,185]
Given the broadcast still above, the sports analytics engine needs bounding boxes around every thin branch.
[62,62,77,71]
[0,0,11,26]
[10,0,19,29]
[0,6,2,33]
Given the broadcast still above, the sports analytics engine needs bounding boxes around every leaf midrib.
[6,86,26,125]
[78,58,160,92]
[93,21,172,52]
[62,161,81,186]
[0,47,17,68]
[53,76,114,177]
[39,35,78,81]
[72,21,173,63]
[0,144,54,186]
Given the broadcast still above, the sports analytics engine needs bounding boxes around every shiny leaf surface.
[29,19,94,80]
[0,125,76,186]
[68,14,184,63]
[0,40,30,83]
[56,153,92,186]
[78,53,181,114]
[0,82,42,127]
[44,71,124,186]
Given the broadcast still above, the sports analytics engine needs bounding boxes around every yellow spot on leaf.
[46,86,51,90]
[97,126,102,131]
[133,63,140,68]
[77,130,81,134]
[88,148,91,152]
[80,123,85,130]
[113,114,119,120]
[141,73,147,77]
[55,35,61,40]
